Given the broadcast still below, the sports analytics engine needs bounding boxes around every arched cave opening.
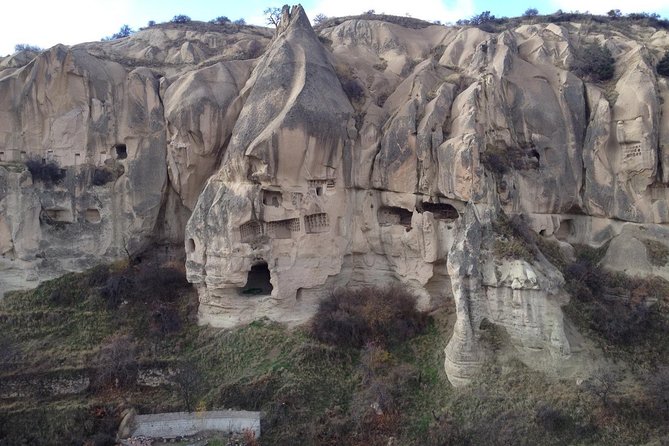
[115,144,127,160]
[186,238,195,253]
[240,262,273,296]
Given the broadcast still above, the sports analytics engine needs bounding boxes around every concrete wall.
[130,411,261,438]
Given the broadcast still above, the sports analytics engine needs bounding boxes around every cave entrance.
[115,144,127,160]
[240,262,273,296]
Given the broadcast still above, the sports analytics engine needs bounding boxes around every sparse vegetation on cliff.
[572,42,615,82]
[25,157,66,185]
[658,51,669,77]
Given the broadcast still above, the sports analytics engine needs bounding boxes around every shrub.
[14,43,42,52]
[210,16,230,24]
[491,213,537,262]
[340,78,365,102]
[92,167,115,186]
[171,14,191,24]
[523,8,539,17]
[25,157,66,185]
[100,274,134,308]
[173,363,202,411]
[310,285,428,348]
[313,13,328,25]
[643,239,669,266]
[658,51,669,77]
[535,404,571,432]
[110,24,133,39]
[91,334,138,390]
[336,66,365,103]
[147,20,156,27]
[572,42,615,82]
[234,18,246,26]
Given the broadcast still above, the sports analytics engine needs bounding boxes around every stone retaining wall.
[129,410,260,438]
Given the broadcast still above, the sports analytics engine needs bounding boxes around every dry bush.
[91,334,138,391]
[310,285,428,348]
[643,239,669,267]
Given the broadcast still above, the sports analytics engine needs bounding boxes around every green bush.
[572,42,615,82]
[658,51,669,77]
[171,14,191,24]
[643,239,669,266]
[310,285,428,348]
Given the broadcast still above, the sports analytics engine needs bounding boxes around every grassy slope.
[1,250,669,445]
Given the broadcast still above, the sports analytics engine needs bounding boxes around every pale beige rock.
[3,9,669,387]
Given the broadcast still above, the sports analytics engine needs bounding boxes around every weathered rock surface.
[1,6,669,385]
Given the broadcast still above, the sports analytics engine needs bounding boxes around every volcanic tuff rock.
[1,5,669,385]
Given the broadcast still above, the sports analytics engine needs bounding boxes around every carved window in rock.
[0,152,4,161]
[262,190,283,207]
[266,218,301,239]
[240,221,262,243]
[421,202,459,220]
[378,206,412,227]
[115,144,127,160]
[44,208,72,223]
[305,213,330,233]
[308,180,327,197]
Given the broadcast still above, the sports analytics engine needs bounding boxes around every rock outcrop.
[1,6,669,385]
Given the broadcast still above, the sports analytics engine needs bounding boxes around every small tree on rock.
[264,7,282,27]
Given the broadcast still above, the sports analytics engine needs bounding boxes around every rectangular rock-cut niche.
[308,180,327,197]
[240,221,263,243]
[115,144,127,160]
[378,206,412,227]
[305,213,330,234]
[262,189,283,207]
[265,218,300,239]
[44,208,73,223]
[421,202,459,220]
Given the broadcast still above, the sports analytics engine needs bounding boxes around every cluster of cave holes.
[240,221,263,243]
[266,218,301,239]
[239,214,329,242]
[304,213,329,233]
[307,179,335,197]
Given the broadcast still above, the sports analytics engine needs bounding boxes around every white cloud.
[0,0,132,56]
[550,0,669,16]
[307,0,474,25]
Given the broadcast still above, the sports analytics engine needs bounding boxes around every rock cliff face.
[2,5,669,385]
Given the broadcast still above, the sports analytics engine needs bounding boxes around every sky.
[2,0,669,57]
